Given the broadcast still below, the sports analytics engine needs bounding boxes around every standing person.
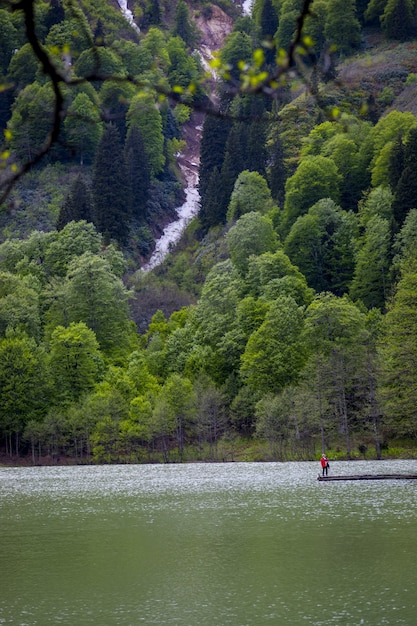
[320,454,329,476]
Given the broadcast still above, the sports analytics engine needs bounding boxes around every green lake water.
[1,460,417,625]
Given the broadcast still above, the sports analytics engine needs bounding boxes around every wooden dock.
[318,474,417,481]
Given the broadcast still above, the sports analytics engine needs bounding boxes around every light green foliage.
[152,372,196,459]
[0,272,40,339]
[350,215,392,309]
[127,92,165,176]
[167,36,200,92]
[0,221,102,282]
[379,257,417,435]
[45,17,92,61]
[324,0,361,54]
[365,0,387,23]
[358,186,394,227]
[303,293,366,354]
[191,260,243,347]
[241,296,307,394]
[43,221,102,278]
[301,121,340,158]
[8,82,55,161]
[74,47,126,80]
[391,208,417,272]
[48,322,104,404]
[7,42,39,86]
[0,331,50,444]
[245,249,312,304]
[110,40,151,77]
[219,30,253,81]
[226,170,276,222]
[304,0,327,55]
[255,391,292,460]
[45,252,134,359]
[370,111,417,179]
[141,27,170,72]
[282,156,342,235]
[0,9,18,74]
[0,230,57,283]
[302,293,368,456]
[64,93,103,164]
[284,198,355,295]
[127,350,160,397]
[226,212,278,275]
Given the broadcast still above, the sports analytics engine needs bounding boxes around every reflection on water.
[1,461,417,625]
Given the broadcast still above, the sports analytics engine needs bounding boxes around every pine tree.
[144,0,161,26]
[57,176,93,231]
[381,0,415,40]
[124,125,150,223]
[199,167,224,232]
[199,115,231,204]
[268,131,286,206]
[379,257,417,435]
[388,136,405,193]
[392,166,417,229]
[325,0,361,54]
[173,0,196,47]
[92,124,129,245]
[260,0,279,38]
[259,0,279,66]
[245,120,267,176]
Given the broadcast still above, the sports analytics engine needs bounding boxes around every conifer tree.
[388,136,405,193]
[268,131,286,206]
[199,167,224,232]
[173,0,196,47]
[124,125,150,223]
[92,124,129,245]
[324,0,361,54]
[246,120,267,176]
[260,0,279,39]
[381,0,415,40]
[392,128,417,228]
[199,115,231,205]
[57,176,93,231]
[144,0,161,26]
[259,0,279,65]
[379,256,417,435]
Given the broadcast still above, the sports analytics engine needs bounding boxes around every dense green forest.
[1,0,417,464]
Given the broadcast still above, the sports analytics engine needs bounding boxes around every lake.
[1,460,417,625]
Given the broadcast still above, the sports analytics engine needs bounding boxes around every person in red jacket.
[320,454,329,476]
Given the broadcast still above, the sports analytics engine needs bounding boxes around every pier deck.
[318,474,417,481]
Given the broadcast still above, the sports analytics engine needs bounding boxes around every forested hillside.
[1,0,417,464]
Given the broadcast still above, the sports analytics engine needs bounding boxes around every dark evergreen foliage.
[198,115,231,204]
[381,0,415,40]
[143,0,162,27]
[388,136,405,193]
[124,125,151,223]
[92,124,129,245]
[199,167,225,232]
[392,127,417,228]
[246,120,267,176]
[44,0,65,33]
[259,0,279,65]
[268,132,286,206]
[173,0,197,47]
[392,166,417,228]
[57,176,93,231]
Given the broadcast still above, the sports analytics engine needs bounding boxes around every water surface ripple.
[1,461,416,625]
